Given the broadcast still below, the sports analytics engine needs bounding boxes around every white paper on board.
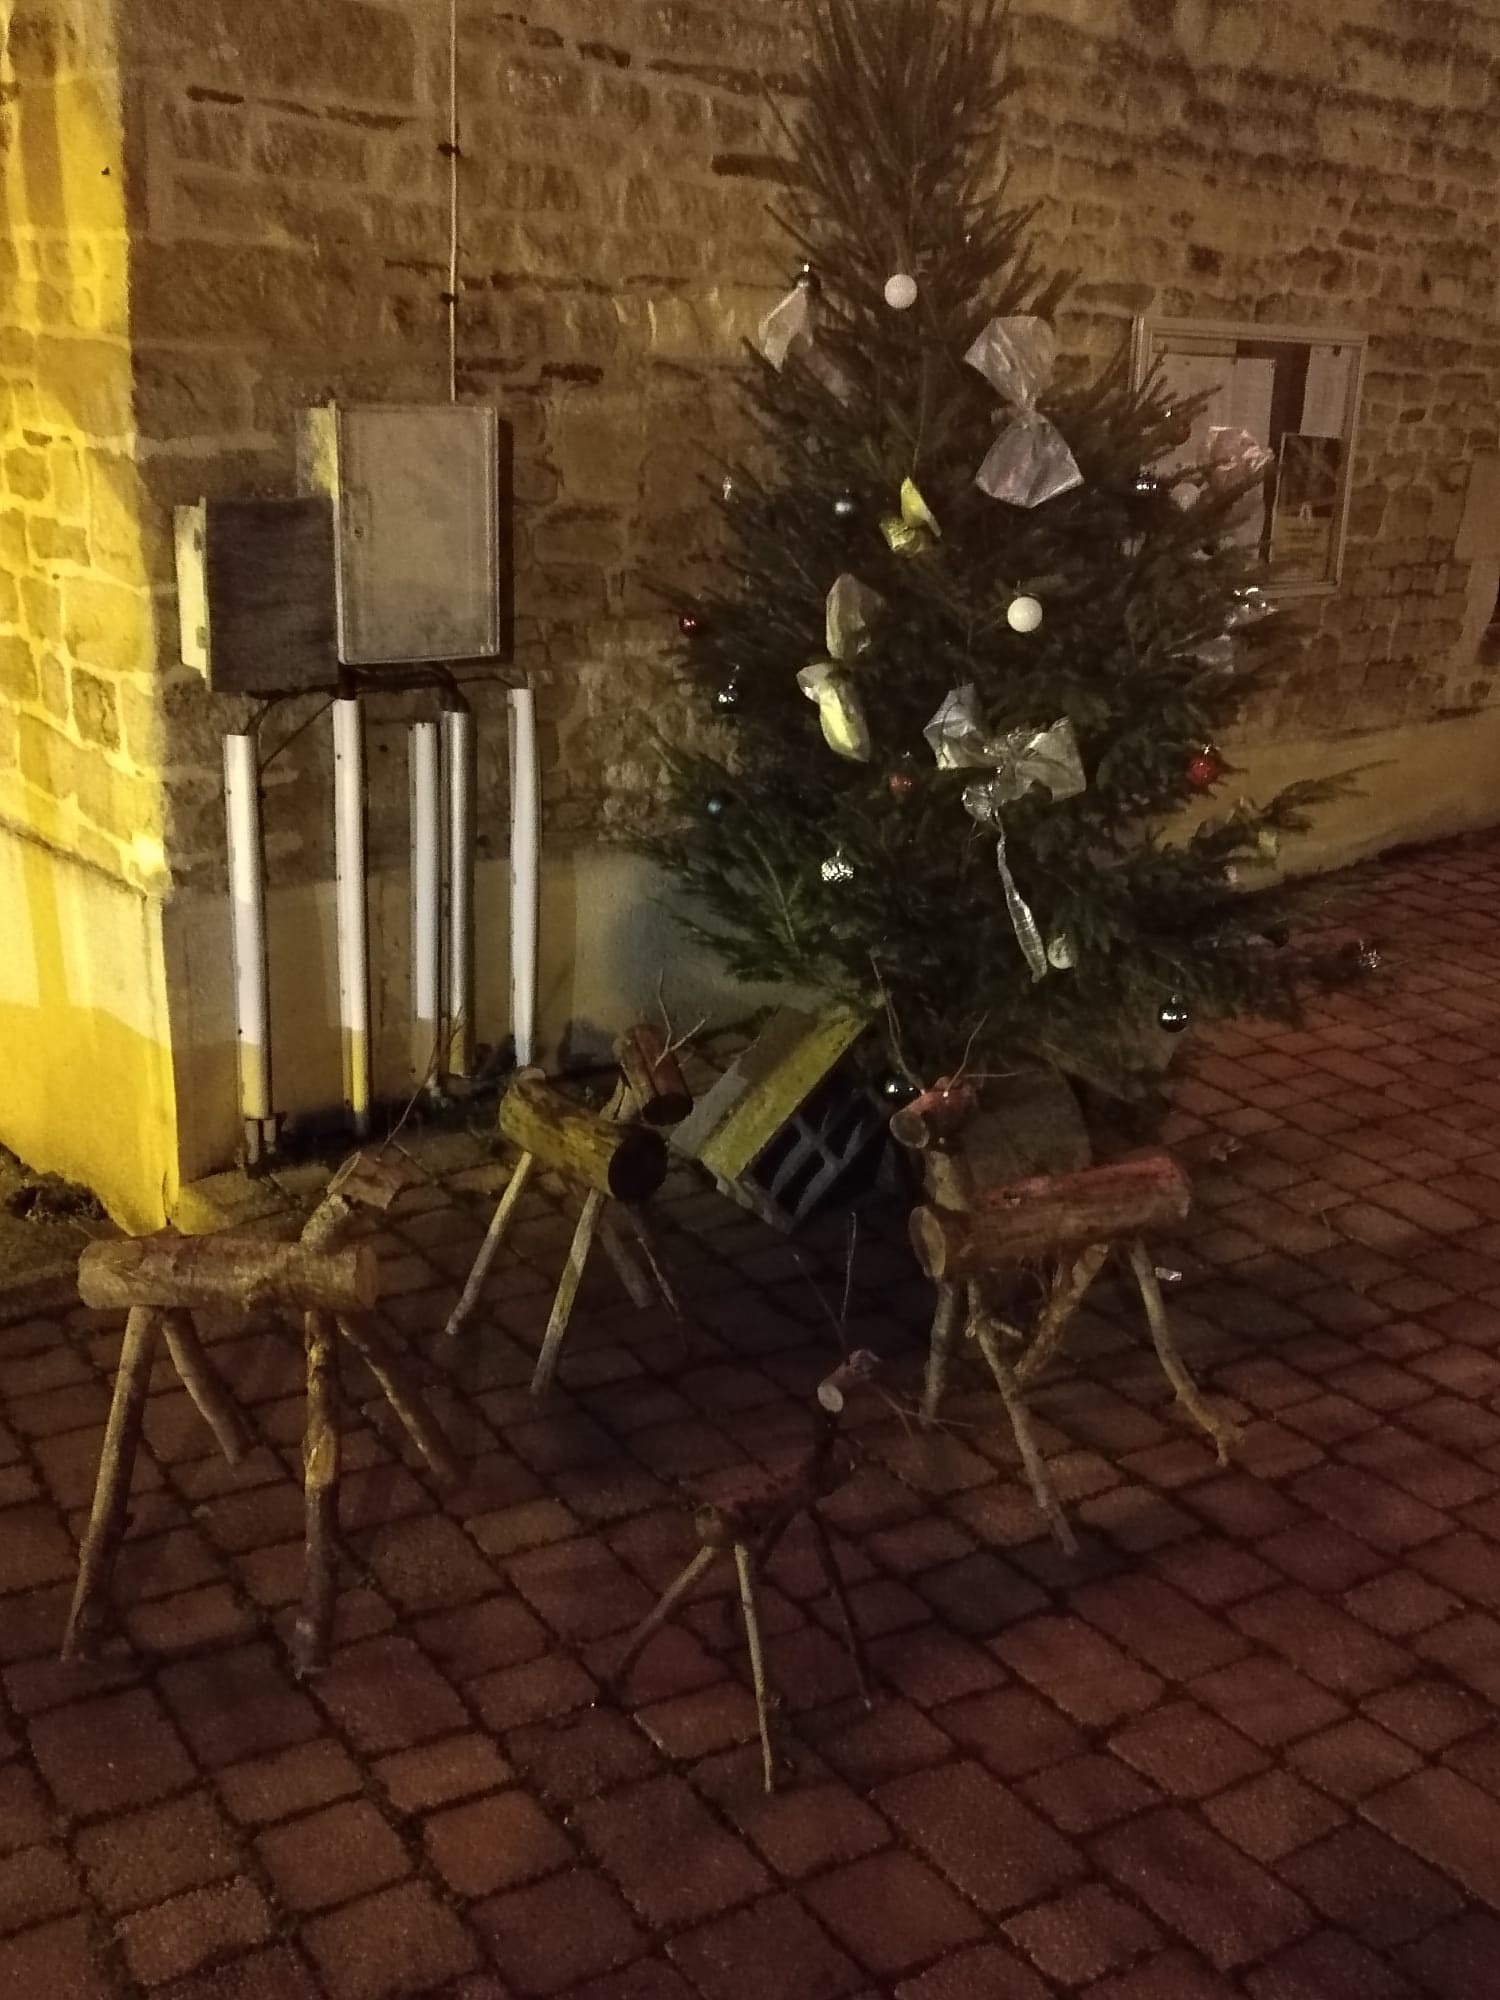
[1301,344,1353,438]
[1228,358,1275,450]
[1155,351,1233,475]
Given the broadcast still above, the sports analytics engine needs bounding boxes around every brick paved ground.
[5,833,1500,1998]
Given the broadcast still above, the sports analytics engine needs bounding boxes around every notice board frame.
[1129,315,1369,599]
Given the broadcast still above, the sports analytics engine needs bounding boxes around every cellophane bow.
[964,315,1084,508]
[797,573,885,761]
[924,684,1087,978]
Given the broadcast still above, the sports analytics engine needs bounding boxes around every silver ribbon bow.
[797,573,885,760]
[963,315,1084,508]
[923,685,1087,979]
[758,279,816,371]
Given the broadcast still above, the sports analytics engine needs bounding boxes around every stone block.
[132,347,250,442]
[254,117,369,184]
[18,711,79,800]
[77,753,162,846]
[163,97,247,169]
[39,650,69,721]
[26,516,90,567]
[547,392,646,505]
[72,668,120,749]
[33,336,133,440]
[10,74,126,236]
[5,448,50,502]
[0,634,38,704]
[63,575,155,676]
[20,575,60,642]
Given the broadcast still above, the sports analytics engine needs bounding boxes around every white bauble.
[1006,594,1043,634]
[883,272,918,310]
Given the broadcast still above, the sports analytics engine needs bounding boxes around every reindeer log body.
[497,1074,667,1202]
[910,1150,1191,1281]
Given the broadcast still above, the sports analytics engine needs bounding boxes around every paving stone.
[256,1797,412,1911]
[424,1787,572,1897]
[1285,1717,1422,1800]
[892,1941,1052,1999]
[0,1913,116,1999]
[993,1615,1162,1726]
[1202,1767,1347,1864]
[1244,1927,1423,1999]
[0,1841,79,1931]
[667,1892,864,2000]
[1399,1911,1500,2000]
[1278,1821,1462,1948]
[76,1791,244,1913]
[474,1867,645,1994]
[574,1771,768,1927]
[215,1738,363,1826]
[1004,1881,1160,1984]
[29,1686,195,1815]
[1364,1764,1500,1907]
[802,1848,987,1979]
[159,1643,321,1769]
[692,1746,890,1877]
[304,1878,481,1998]
[1109,1699,1268,1798]
[117,1876,275,1987]
[155,1942,323,1999]
[875,1758,1082,1915]
[316,1634,468,1753]
[1093,1807,1312,1971]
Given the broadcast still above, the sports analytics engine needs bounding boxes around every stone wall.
[6,0,1500,1216]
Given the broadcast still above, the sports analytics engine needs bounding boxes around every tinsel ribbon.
[797,572,885,761]
[963,315,1084,508]
[924,685,1087,979]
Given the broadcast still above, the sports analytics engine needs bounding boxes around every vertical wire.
[447,0,460,402]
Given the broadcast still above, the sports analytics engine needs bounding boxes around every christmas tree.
[646,0,1354,1106]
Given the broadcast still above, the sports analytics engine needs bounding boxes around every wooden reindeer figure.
[609,1350,879,1793]
[445,1025,690,1393]
[892,1077,1237,1553]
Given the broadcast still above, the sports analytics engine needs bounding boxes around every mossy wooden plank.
[673,1007,868,1182]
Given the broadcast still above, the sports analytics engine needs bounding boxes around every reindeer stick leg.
[160,1309,253,1465]
[1127,1239,1240,1464]
[294,1308,341,1677]
[922,1281,961,1424]
[808,1509,870,1704]
[971,1300,1077,1557]
[444,1152,536,1339]
[621,1207,685,1327]
[335,1312,461,1486]
[531,1188,606,1396]
[609,1545,719,1692]
[1015,1242,1110,1386]
[734,1542,780,1794]
[597,1209,655,1309]
[63,1306,161,1662]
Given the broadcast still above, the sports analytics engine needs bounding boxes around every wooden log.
[498,1075,666,1202]
[62,1307,161,1661]
[302,1149,410,1251]
[909,1150,1190,1281]
[614,1023,693,1127]
[889,1080,978,1152]
[79,1233,378,1314]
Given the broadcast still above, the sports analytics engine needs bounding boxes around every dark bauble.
[833,491,858,520]
[1186,747,1224,790]
[678,610,701,637]
[796,261,820,294]
[880,1073,919,1105]
[1158,995,1190,1034]
[887,766,916,800]
[705,794,728,819]
[715,676,741,711]
[1134,471,1159,495]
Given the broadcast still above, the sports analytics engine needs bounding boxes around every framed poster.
[1130,317,1368,596]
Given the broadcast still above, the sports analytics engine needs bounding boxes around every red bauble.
[1186,747,1223,790]
[678,610,701,637]
[887,767,916,799]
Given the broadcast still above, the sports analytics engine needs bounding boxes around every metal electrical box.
[174,497,338,694]
[297,403,502,665]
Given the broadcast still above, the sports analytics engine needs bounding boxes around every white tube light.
[409,720,443,1090]
[443,705,476,1079]
[507,686,539,1068]
[223,732,272,1146]
[332,696,372,1136]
